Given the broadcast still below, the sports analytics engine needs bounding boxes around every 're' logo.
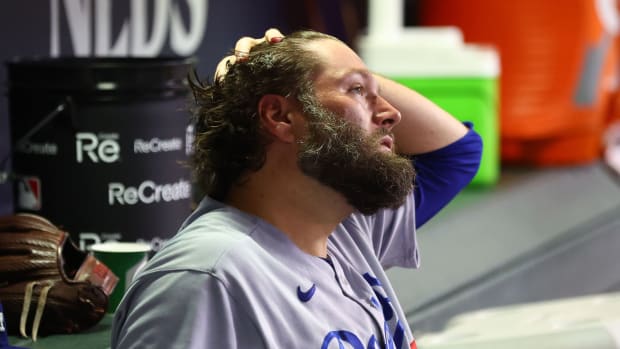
[76,132,120,163]
[296,284,316,303]
[17,177,42,210]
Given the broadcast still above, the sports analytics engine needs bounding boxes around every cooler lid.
[357,27,500,78]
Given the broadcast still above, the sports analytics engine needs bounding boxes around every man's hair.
[189,30,338,201]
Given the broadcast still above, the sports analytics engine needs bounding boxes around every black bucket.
[6,57,196,251]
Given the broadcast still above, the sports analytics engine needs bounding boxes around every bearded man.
[111,29,482,349]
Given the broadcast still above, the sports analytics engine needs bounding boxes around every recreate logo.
[16,142,58,156]
[108,178,191,206]
[133,137,183,154]
[17,177,42,211]
[76,132,120,163]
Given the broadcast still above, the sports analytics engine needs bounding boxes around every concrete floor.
[387,162,620,335]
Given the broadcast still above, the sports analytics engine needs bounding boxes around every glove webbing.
[19,280,55,341]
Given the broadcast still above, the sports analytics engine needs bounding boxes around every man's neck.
[225,160,352,257]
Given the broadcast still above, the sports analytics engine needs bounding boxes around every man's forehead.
[337,68,373,80]
[307,39,367,69]
[306,39,371,81]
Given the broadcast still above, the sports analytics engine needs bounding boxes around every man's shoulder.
[140,209,263,276]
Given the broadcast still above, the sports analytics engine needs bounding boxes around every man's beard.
[297,97,415,215]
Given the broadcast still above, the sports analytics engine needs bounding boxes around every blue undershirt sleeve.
[413,122,483,228]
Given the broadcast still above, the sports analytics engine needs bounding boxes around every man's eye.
[349,85,364,95]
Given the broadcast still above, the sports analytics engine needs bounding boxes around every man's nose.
[373,96,401,129]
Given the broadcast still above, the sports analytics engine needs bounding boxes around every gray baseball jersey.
[111,125,482,349]
[111,193,419,349]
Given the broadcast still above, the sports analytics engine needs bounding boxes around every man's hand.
[214,28,284,82]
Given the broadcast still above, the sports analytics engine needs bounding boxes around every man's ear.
[258,94,297,143]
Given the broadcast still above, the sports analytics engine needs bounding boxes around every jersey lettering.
[364,272,405,349]
[319,272,407,348]
[321,330,365,349]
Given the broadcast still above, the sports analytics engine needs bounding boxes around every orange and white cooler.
[420,0,620,166]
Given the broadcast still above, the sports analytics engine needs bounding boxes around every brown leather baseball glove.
[0,213,118,341]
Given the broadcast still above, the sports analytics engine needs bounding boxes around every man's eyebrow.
[340,68,372,79]
[339,68,380,92]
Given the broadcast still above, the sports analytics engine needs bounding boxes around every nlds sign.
[50,0,207,57]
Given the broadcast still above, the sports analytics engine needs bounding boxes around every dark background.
[0,0,384,217]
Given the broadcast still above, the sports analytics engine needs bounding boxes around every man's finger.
[234,36,264,60]
[265,28,284,43]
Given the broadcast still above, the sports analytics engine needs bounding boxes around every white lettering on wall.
[108,179,192,206]
[131,0,170,55]
[50,0,92,56]
[76,132,121,163]
[50,0,208,57]
[170,0,207,56]
[95,0,129,56]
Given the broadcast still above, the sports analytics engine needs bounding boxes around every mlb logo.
[17,176,41,211]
